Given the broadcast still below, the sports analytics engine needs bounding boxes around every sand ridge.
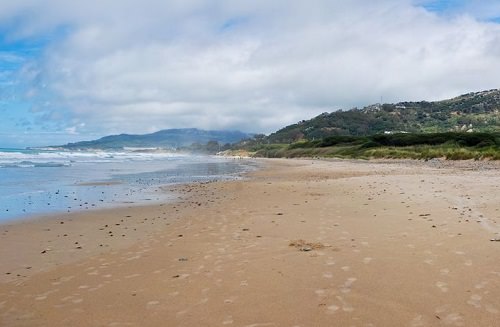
[0,158,499,326]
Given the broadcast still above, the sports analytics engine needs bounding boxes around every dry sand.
[1,158,499,326]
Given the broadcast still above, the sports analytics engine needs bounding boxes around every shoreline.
[0,154,257,222]
[1,158,499,326]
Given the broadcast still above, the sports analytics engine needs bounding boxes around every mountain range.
[56,89,500,150]
[58,128,252,150]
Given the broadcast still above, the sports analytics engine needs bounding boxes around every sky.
[1,0,500,147]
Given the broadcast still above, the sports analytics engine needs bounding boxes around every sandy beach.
[1,158,499,326]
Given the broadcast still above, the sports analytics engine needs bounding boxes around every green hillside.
[267,89,500,143]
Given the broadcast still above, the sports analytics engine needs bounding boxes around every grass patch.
[248,132,500,160]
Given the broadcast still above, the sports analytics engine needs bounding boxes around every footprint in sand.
[341,266,350,271]
[325,259,335,266]
[340,278,357,294]
[125,273,141,279]
[323,272,333,279]
[176,309,188,316]
[474,281,488,289]
[442,313,464,326]
[35,289,59,301]
[315,289,326,296]
[327,304,340,314]
[467,294,482,308]
[363,257,373,264]
[410,315,425,327]
[336,295,354,312]
[88,284,104,292]
[440,268,450,276]
[436,281,448,292]
[222,316,234,325]
[485,304,499,314]
[435,307,464,326]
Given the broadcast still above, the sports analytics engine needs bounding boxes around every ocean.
[0,148,255,222]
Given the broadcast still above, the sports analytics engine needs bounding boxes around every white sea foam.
[0,149,183,168]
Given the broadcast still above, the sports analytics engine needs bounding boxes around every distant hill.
[58,128,252,150]
[268,89,500,143]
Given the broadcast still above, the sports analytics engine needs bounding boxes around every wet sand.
[1,158,499,326]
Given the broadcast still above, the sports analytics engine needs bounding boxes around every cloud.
[1,0,500,137]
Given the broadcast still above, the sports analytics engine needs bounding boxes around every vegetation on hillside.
[267,89,500,143]
[228,132,500,160]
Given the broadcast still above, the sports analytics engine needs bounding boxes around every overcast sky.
[1,0,500,147]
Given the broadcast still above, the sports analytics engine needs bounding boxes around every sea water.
[0,148,255,222]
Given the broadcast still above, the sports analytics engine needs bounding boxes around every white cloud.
[1,0,500,137]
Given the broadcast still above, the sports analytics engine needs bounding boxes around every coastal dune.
[1,159,499,326]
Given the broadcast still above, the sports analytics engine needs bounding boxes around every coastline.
[1,158,499,326]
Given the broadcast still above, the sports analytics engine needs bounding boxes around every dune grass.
[250,133,500,160]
